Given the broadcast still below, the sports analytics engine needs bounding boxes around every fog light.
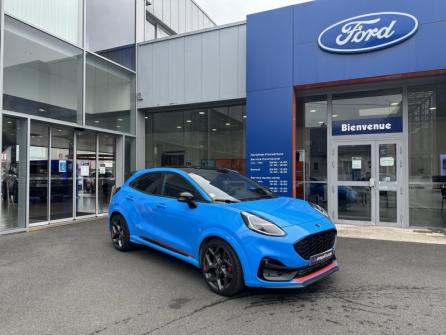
[259,258,297,282]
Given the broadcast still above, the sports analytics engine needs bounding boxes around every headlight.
[310,202,329,218]
[241,212,286,237]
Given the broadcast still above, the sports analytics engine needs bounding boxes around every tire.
[110,214,133,252]
[201,239,244,296]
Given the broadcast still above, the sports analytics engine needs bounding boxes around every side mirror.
[177,192,197,208]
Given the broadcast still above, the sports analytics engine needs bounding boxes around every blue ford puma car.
[108,168,338,296]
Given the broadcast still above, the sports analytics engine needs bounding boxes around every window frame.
[160,172,208,202]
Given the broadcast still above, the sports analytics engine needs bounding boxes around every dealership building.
[0,0,445,234]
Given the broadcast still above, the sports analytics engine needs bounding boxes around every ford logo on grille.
[318,12,419,54]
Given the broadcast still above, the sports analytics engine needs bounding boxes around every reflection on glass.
[338,145,372,182]
[86,0,136,69]
[333,90,403,121]
[76,131,97,217]
[1,116,26,231]
[98,135,116,213]
[29,124,49,224]
[296,97,328,182]
[3,16,83,124]
[306,183,327,210]
[379,144,397,182]
[145,105,246,174]
[338,186,371,222]
[409,185,446,228]
[50,128,73,220]
[209,106,246,174]
[409,84,446,228]
[85,54,135,133]
[380,191,397,223]
[125,137,136,181]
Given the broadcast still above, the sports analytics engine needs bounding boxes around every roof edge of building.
[137,20,246,47]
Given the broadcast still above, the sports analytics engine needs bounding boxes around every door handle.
[126,195,134,201]
[369,178,376,189]
[156,203,167,209]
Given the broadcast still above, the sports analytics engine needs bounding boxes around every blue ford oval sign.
[318,12,419,54]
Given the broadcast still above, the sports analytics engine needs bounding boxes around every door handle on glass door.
[369,178,376,189]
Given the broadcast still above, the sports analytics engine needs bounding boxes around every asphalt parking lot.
[1,219,445,335]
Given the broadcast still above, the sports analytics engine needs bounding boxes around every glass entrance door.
[334,140,403,226]
[50,127,74,221]
[376,141,402,226]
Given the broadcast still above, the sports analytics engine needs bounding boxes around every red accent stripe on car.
[293,261,338,283]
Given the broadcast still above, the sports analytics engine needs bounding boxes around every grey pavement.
[1,219,445,335]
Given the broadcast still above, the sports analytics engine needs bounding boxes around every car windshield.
[187,169,276,202]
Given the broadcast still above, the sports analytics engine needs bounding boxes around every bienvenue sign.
[332,117,402,136]
[318,12,419,54]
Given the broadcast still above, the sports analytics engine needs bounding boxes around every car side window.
[162,173,203,201]
[130,172,162,195]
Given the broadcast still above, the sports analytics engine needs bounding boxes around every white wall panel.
[184,34,202,102]
[168,39,186,104]
[138,44,155,106]
[220,28,239,99]
[237,24,247,98]
[202,30,220,100]
[138,23,246,109]
[153,42,170,105]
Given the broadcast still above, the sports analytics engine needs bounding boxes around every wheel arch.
[197,231,250,283]
[109,210,132,233]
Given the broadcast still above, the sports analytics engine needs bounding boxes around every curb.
[336,224,446,245]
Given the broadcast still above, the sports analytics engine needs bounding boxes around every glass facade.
[125,137,136,181]
[3,16,83,124]
[76,131,97,217]
[145,105,246,173]
[29,123,50,224]
[50,127,74,221]
[85,54,136,134]
[0,6,139,232]
[296,97,328,209]
[4,0,83,46]
[1,116,27,232]
[98,134,116,214]
[408,83,446,228]
[144,0,216,41]
[332,90,403,122]
[86,0,136,69]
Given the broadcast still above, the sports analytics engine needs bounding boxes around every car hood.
[227,197,331,229]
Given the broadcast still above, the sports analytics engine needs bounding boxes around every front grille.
[294,258,334,278]
[294,229,337,260]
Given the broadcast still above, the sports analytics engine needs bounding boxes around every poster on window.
[81,165,90,177]
[59,160,67,173]
[352,157,362,170]
[441,154,446,176]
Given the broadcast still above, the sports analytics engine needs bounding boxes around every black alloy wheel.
[110,214,132,251]
[201,239,244,296]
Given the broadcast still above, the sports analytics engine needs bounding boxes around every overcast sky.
[193,0,312,25]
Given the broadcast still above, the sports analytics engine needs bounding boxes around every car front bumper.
[239,223,339,288]
[253,258,339,288]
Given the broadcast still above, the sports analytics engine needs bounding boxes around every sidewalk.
[337,224,446,245]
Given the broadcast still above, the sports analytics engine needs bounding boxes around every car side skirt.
[131,236,200,268]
